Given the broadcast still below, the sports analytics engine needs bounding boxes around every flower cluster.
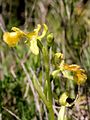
[63,64,87,85]
[3,24,48,55]
[52,53,87,85]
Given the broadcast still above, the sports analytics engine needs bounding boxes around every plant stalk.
[43,47,54,120]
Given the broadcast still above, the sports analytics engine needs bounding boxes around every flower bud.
[47,33,54,46]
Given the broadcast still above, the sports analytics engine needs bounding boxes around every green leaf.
[33,77,49,108]
[37,39,43,50]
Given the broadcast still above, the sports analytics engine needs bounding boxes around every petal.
[64,64,80,71]
[34,24,41,33]
[37,24,48,40]
[3,32,20,46]
[26,24,41,40]
[30,39,39,55]
[26,31,37,39]
[75,71,87,85]
[12,27,26,36]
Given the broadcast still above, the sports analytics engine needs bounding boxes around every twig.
[2,107,21,120]
[13,50,42,120]
[20,61,42,120]
[0,113,2,120]
[53,106,58,117]
[44,104,48,120]
[24,0,28,30]
[0,14,6,32]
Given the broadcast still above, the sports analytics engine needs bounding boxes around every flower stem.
[42,47,54,120]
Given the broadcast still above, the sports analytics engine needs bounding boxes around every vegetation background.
[0,0,90,120]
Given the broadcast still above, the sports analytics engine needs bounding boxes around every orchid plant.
[3,24,87,120]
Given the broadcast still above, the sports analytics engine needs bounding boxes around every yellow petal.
[75,71,87,85]
[12,27,26,36]
[30,39,39,55]
[3,32,20,47]
[26,24,41,40]
[34,24,41,33]
[27,31,37,39]
[37,24,48,40]
[64,64,80,71]
[63,64,87,85]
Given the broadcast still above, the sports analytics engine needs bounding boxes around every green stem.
[42,47,54,120]
[48,104,55,120]
[66,79,75,98]
[33,78,49,108]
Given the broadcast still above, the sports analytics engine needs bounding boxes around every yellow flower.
[27,24,48,40]
[63,64,87,85]
[26,24,41,40]
[3,32,20,47]
[54,53,64,67]
[26,24,48,55]
[3,27,25,47]
[3,24,48,55]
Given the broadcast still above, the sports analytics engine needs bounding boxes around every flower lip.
[3,32,20,47]
[63,64,87,85]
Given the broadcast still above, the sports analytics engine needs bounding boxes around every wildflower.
[26,24,48,41]
[62,64,87,85]
[26,24,48,55]
[54,53,64,66]
[55,53,64,60]
[3,27,25,47]
[26,24,41,40]
[3,24,48,55]
[52,53,65,78]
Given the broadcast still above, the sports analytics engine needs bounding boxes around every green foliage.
[0,75,36,120]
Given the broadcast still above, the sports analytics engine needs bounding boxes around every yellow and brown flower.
[63,64,87,85]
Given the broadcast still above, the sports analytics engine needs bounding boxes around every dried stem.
[2,107,21,120]
[20,61,42,120]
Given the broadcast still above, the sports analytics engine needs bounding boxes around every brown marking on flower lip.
[63,64,87,85]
